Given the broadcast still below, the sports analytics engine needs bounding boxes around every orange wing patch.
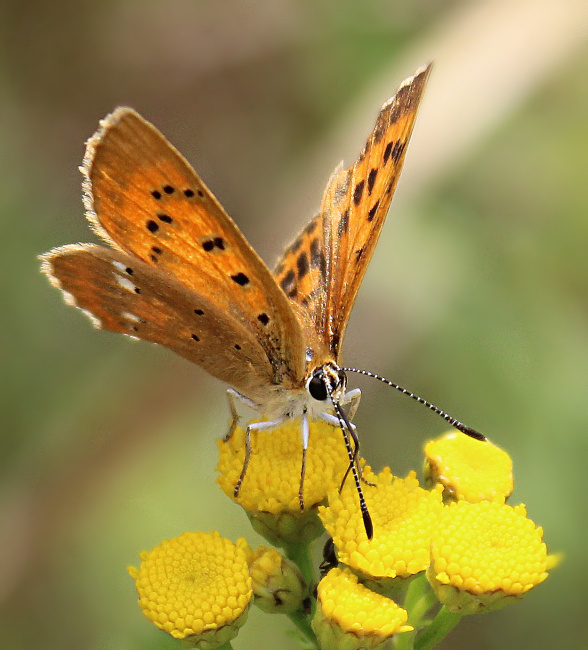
[274,65,431,359]
[41,244,278,403]
[320,64,430,357]
[83,108,305,386]
[274,212,326,310]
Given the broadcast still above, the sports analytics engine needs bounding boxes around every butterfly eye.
[307,366,346,402]
[307,372,328,401]
[337,369,347,393]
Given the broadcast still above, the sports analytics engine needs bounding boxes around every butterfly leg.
[298,411,310,511]
[320,412,356,431]
[339,388,374,484]
[224,388,261,442]
[319,408,365,482]
[233,416,287,499]
[329,394,375,489]
[340,388,361,420]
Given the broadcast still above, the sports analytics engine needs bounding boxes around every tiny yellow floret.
[424,431,513,503]
[128,531,252,647]
[313,567,412,650]
[320,468,444,579]
[428,501,553,614]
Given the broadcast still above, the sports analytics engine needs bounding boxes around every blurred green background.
[2,0,587,648]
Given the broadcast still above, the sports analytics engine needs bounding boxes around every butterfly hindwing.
[274,65,431,358]
[41,244,278,403]
[83,108,305,386]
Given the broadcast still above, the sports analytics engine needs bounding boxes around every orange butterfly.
[41,64,454,537]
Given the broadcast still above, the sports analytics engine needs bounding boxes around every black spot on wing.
[383,141,394,164]
[157,214,173,223]
[151,246,162,262]
[280,269,296,294]
[184,188,194,197]
[296,251,309,279]
[202,237,226,252]
[367,168,378,195]
[373,117,386,143]
[290,237,303,254]
[337,209,349,237]
[164,185,175,194]
[231,272,250,286]
[353,180,365,206]
[309,238,326,274]
[151,190,162,199]
[391,140,406,164]
[257,313,270,325]
[367,200,380,222]
[146,220,159,233]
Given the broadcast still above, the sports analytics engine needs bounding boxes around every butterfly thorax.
[255,360,346,423]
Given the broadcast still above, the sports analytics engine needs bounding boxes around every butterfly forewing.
[274,65,431,359]
[274,211,327,322]
[41,244,278,402]
[83,108,305,386]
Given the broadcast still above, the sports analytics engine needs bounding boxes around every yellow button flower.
[217,418,350,546]
[424,431,513,503]
[313,567,412,650]
[128,532,252,648]
[428,501,556,615]
[320,468,444,580]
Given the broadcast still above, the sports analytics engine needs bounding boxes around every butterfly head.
[306,362,347,404]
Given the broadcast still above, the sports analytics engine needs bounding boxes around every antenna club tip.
[363,511,374,540]
[459,425,486,442]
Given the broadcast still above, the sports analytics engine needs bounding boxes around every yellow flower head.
[427,501,555,615]
[128,532,252,648]
[320,468,444,580]
[247,545,309,614]
[313,567,412,650]
[424,431,513,503]
[217,418,350,546]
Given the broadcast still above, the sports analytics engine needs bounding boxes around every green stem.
[403,574,430,619]
[288,609,318,647]
[414,606,462,650]
[212,643,234,650]
[396,575,438,650]
[284,542,315,587]
[283,542,318,647]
